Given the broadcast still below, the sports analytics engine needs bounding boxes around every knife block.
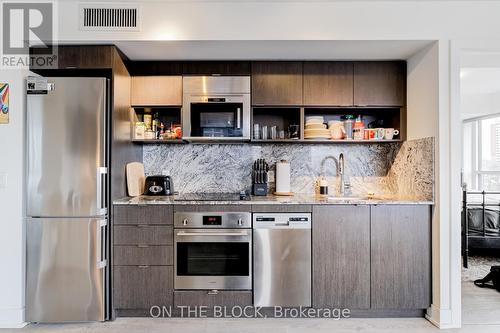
[253,183,268,196]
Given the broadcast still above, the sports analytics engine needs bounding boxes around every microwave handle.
[236,107,241,129]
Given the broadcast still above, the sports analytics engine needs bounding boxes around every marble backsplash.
[387,137,435,201]
[143,137,434,200]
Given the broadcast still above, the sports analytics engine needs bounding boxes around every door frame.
[449,40,500,328]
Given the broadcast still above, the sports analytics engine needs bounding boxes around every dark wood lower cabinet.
[114,205,173,225]
[370,205,432,309]
[312,205,371,309]
[114,246,173,266]
[111,203,432,318]
[114,225,173,245]
[174,291,252,317]
[113,266,173,310]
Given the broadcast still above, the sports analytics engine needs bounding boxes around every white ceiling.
[115,40,434,60]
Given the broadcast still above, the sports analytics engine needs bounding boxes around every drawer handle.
[138,265,150,269]
[137,245,149,248]
[207,290,219,295]
[136,224,149,228]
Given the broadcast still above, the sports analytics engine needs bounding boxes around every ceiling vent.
[79,4,140,31]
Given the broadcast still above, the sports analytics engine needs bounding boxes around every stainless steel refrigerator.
[26,77,109,322]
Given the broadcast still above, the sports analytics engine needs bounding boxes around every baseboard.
[426,304,459,329]
[0,307,26,328]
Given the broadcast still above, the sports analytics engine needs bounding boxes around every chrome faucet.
[338,153,350,196]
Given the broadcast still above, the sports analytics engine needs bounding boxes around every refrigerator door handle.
[96,167,108,215]
[96,219,107,269]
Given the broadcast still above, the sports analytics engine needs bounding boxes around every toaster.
[144,175,174,195]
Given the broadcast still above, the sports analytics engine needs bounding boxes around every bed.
[462,190,500,268]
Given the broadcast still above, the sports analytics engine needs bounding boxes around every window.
[463,115,500,191]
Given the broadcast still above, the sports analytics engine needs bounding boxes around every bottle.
[152,113,158,134]
[159,122,165,138]
[353,115,365,140]
[152,112,160,139]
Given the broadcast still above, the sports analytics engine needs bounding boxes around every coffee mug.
[375,128,385,140]
[384,128,400,140]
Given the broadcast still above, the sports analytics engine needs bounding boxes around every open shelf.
[251,139,401,144]
[132,106,182,141]
[132,139,186,144]
[252,107,301,140]
[303,107,404,140]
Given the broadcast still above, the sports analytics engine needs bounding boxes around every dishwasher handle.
[253,221,311,229]
[274,221,289,226]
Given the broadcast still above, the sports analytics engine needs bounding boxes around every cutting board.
[126,162,145,197]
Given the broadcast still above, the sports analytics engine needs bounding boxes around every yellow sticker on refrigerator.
[0,83,9,124]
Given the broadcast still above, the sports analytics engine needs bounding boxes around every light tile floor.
[1,317,500,333]
[462,255,500,325]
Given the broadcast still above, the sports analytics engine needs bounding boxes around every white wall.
[461,68,500,120]
[56,1,500,42]
[407,41,461,328]
[407,43,440,140]
[0,69,28,328]
[462,92,500,120]
[407,42,447,325]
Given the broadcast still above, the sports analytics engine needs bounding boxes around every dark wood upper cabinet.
[370,205,431,309]
[312,205,371,309]
[183,61,251,75]
[303,62,354,106]
[57,46,113,69]
[77,46,113,68]
[55,46,81,69]
[353,61,406,106]
[30,45,114,70]
[251,61,303,106]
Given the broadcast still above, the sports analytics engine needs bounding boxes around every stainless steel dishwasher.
[253,213,311,307]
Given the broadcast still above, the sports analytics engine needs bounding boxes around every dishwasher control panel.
[253,213,311,229]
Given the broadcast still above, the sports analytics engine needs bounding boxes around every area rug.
[462,255,500,282]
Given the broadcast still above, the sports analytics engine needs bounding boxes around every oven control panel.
[174,212,251,228]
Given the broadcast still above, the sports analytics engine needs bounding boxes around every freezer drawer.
[26,218,107,322]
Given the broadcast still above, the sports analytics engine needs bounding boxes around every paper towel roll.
[276,160,291,193]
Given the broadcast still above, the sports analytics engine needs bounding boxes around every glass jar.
[134,122,145,139]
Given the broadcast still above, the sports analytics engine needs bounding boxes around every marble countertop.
[114,194,434,206]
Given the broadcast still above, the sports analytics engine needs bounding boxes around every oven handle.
[176,231,249,237]
[236,107,241,129]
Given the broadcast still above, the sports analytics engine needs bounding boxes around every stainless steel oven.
[174,211,252,290]
[182,76,251,142]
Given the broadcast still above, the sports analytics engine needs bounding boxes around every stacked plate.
[304,116,331,139]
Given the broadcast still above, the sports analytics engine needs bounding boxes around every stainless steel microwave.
[182,76,251,142]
